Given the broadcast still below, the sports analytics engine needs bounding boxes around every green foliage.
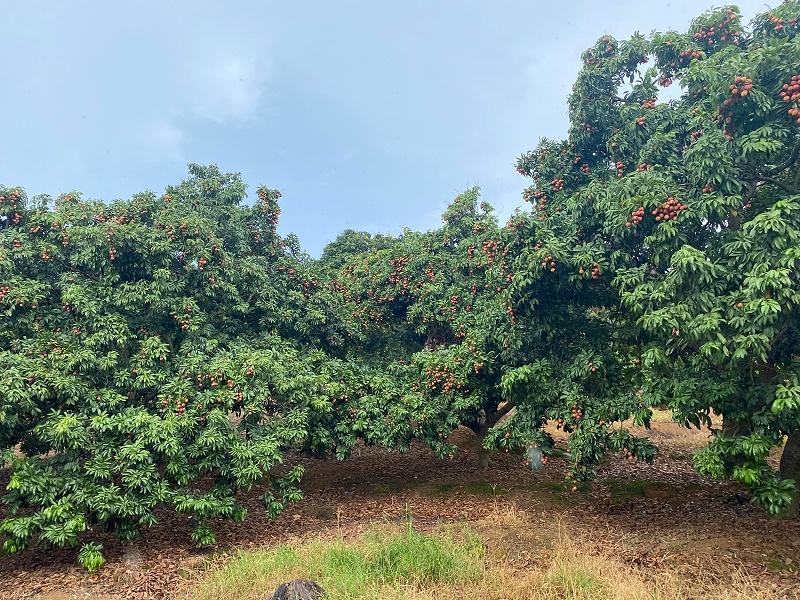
[77,542,105,572]
[514,2,800,512]
[3,3,800,567]
[0,165,362,563]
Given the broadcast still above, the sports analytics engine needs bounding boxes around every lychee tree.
[0,165,360,566]
[326,190,521,465]
[514,2,800,513]
[329,189,657,476]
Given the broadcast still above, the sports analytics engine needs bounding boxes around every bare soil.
[1,420,799,599]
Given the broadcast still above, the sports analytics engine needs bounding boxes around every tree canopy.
[3,2,800,570]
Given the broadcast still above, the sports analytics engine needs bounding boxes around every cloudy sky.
[0,1,771,256]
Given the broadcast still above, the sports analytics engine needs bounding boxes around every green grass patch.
[606,479,647,502]
[523,481,589,506]
[546,564,606,597]
[188,524,485,600]
[430,483,455,495]
[463,481,507,495]
[373,482,405,495]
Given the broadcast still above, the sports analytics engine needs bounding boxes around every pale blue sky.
[0,1,770,256]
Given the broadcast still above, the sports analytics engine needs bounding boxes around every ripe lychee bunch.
[728,76,754,99]
[515,151,536,177]
[691,10,741,48]
[579,263,601,279]
[615,161,624,177]
[641,98,656,109]
[719,76,753,138]
[702,184,716,194]
[636,163,653,172]
[551,179,564,191]
[764,12,798,32]
[626,207,645,227]
[0,191,23,226]
[679,47,704,66]
[780,75,800,125]
[571,404,584,420]
[652,196,687,222]
[541,255,556,273]
[529,189,548,212]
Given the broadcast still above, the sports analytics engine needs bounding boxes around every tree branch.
[763,140,800,178]
[486,400,516,428]
[754,175,794,195]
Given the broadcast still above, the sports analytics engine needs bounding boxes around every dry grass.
[182,501,786,600]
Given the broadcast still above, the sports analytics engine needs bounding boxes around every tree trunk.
[721,414,751,437]
[466,418,492,471]
[780,431,800,519]
[473,422,491,471]
[780,431,800,481]
[477,446,490,471]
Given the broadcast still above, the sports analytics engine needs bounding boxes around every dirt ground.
[1,417,799,599]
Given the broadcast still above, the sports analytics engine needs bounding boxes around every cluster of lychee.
[719,76,754,138]
[578,263,601,280]
[551,179,565,191]
[653,196,687,222]
[615,161,624,178]
[636,163,653,172]
[726,76,754,100]
[555,418,572,432]
[160,398,189,416]
[780,75,800,126]
[641,98,656,109]
[530,189,548,212]
[541,255,557,273]
[0,192,23,228]
[692,85,710,100]
[626,206,646,227]
[765,12,798,32]
[691,11,740,47]
[571,404,584,420]
[679,47,704,65]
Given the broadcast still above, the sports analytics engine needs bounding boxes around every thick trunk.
[467,418,492,471]
[467,401,515,471]
[780,431,800,481]
[780,431,800,518]
[721,414,751,437]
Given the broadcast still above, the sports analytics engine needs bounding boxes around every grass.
[185,507,787,600]
[185,522,485,600]
[463,481,507,495]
